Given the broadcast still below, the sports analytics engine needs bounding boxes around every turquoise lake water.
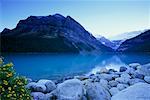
[3,53,150,80]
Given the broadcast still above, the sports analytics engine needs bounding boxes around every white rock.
[128,78,145,86]
[56,79,84,100]
[120,73,131,79]
[109,87,119,96]
[31,92,45,100]
[144,76,150,84]
[125,68,135,75]
[38,79,56,92]
[26,82,47,93]
[115,73,131,84]
[99,67,109,73]
[111,83,150,100]
[117,84,129,91]
[99,74,113,81]
[109,80,118,87]
[85,82,111,100]
[100,79,109,90]
[136,63,150,76]
[129,63,141,70]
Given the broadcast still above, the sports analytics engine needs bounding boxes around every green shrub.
[0,58,32,100]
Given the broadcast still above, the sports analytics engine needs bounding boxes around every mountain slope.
[1,14,113,53]
[110,30,148,40]
[117,30,150,52]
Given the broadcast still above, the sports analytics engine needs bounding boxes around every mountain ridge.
[1,14,113,53]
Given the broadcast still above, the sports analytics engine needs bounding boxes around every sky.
[0,0,150,38]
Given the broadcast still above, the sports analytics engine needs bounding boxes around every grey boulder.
[85,82,111,100]
[56,79,84,100]
[31,92,45,100]
[111,83,150,100]
[144,76,150,84]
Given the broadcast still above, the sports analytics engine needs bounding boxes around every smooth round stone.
[129,63,141,70]
[56,79,84,100]
[144,76,150,84]
[117,84,129,91]
[109,80,118,87]
[31,92,45,100]
[85,82,111,100]
[109,87,119,96]
[38,79,56,93]
[99,67,109,74]
[128,78,145,86]
[119,66,127,72]
[132,72,144,79]
[112,83,150,100]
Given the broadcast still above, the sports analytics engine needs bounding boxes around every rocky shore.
[26,63,150,100]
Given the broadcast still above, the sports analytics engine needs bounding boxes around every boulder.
[144,76,150,84]
[111,83,150,100]
[109,80,118,87]
[128,78,145,86]
[136,63,150,76]
[99,67,109,74]
[56,79,84,100]
[100,79,109,89]
[131,72,144,79]
[119,66,127,72]
[38,79,56,93]
[45,91,57,100]
[129,63,141,70]
[115,73,131,84]
[31,92,45,100]
[125,68,135,75]
[85,82,111,100]
[26,82,47,93]
[109,87,119,96]
[117,84,129,91]
[99,74,113,81]
[74,75,89,81]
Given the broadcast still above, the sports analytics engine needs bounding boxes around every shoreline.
[26,62,150,100]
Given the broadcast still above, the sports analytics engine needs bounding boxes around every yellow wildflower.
[7,73,13,77]
[3,68,6,70]
[8,87,11,91]
[2,88,5,91]
[3,80,8,85]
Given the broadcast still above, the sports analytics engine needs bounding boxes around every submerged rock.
[56,79,84,100]
[111,83,150,100]
[85,82,111,100]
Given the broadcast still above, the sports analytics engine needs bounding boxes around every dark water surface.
[2,53,150,80]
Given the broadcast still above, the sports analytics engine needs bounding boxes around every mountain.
[110,30,148,40]
[117,30,150,52]
[97,36,117,50]
[1,14,113,53]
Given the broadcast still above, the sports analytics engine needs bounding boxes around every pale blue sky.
[0,0,150,38]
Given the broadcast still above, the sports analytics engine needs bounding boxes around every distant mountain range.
[1,14,150,53]
[1,14,113,53]
[110,29,148,40]
[117,30,150,52]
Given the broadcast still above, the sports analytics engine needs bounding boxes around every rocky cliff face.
[117,30,150,52]
[1,14,113,53]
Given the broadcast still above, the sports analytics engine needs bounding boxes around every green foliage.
[0,58,32,100]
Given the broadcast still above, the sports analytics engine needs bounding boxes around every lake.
[2,53,150,80]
